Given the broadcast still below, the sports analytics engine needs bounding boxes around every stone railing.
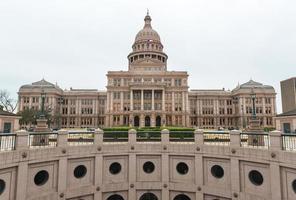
[0,129,293,152]
[1,129,296,200]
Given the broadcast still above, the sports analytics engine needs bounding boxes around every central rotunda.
[106,12,190,128]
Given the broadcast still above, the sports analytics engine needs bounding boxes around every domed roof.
[20,78,62,90]
[134,12,161,43]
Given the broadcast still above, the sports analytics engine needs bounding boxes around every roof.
[0,109,18,117]
[276,108,296,117]
[232,79,274,91]
[20,79,62,90]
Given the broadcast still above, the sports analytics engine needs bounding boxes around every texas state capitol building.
[18,13,276,129]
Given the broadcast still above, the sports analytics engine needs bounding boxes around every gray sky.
[0,0,295,113]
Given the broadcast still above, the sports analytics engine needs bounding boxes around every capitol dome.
[134,13,161,43]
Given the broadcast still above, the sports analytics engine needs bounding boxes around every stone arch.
[156,116,161,127]
[173,194,191,200]
[107,194,124,200]
[134,116,140,127]
[145,116,151,127]
[139,192,158,200]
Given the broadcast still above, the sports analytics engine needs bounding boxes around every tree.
[0,90,17,113]
[18,108,36,126]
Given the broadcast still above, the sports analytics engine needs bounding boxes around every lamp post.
[40,90,46,119]
[250,89,256,120]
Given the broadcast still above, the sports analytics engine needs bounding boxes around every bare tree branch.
[0,90,18,113]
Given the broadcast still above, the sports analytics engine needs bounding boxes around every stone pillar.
[16,162,28,200]
[57,129,68,147]
[161,129,170,145]
[230,130,241,148]
[130,90,133,111]
[128,129,137,199]
[195,128,204,200]
[110,92,113,112]
[182,92,185,112]
[15,130,29,150]
[152,89,155,111]
[172,92,175,112]
[94,128,104,145]
[269,130,282,151]
[141,90,144,111]
[57,130,68,198]
[194,129,204,146]
[128,129,137,145]
[120,92,124,111]
[161,129,169,199]
[162,90,165,111]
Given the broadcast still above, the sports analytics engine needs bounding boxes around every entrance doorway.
[134,116,140,127]
[156,116,161,127]
[145,116,151,127]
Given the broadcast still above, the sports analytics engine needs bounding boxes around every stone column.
[195,128,204,200]
[161,129,170,145]
[141,90,144,111]
[15,130,29,150]
[230,130,241,148]
[269,130,282,150]
[161,129,170,199]
[269,131,282,200]
[194,129,204,146]
[120,92,124,111]
[57,129,68,147]
[162,90,165,111]
[128,129,137,199]
[94,128,104,146]
[182,92,185,112]
[152,89,155,111]
[172,92,175,112]
[16,162,28,200]
[130,90,133,111]
[128,129,137,145]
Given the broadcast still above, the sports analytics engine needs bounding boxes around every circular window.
[174,194,191,200]
[176,162,189,175]
[0,179,5,195]
[107,194,124,200]
[248,170,264,186]
[34,170,49,186]
[109,162,122,175]
[211,165,224,179]
[74,165,87,179]
[140,192,158,200]
[292,179,296,193]
[143,161,155,174]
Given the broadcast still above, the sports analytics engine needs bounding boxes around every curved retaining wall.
[0,129,296,200]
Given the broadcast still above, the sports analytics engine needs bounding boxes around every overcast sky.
[0,0,295,113]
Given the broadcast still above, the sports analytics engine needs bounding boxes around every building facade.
[0,106,20,133]
[18,13,276,129]
[281,77,296,113]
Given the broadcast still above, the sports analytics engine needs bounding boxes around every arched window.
[174,194,191,200]
[139,193,158,200]
[107,194,124,200]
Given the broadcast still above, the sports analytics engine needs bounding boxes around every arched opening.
[156,116,161,127]
[134,116,140,127]
[174,194,191,200]
[107,194,124,200]
[139,192,158,200]
[145,116,151,127]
